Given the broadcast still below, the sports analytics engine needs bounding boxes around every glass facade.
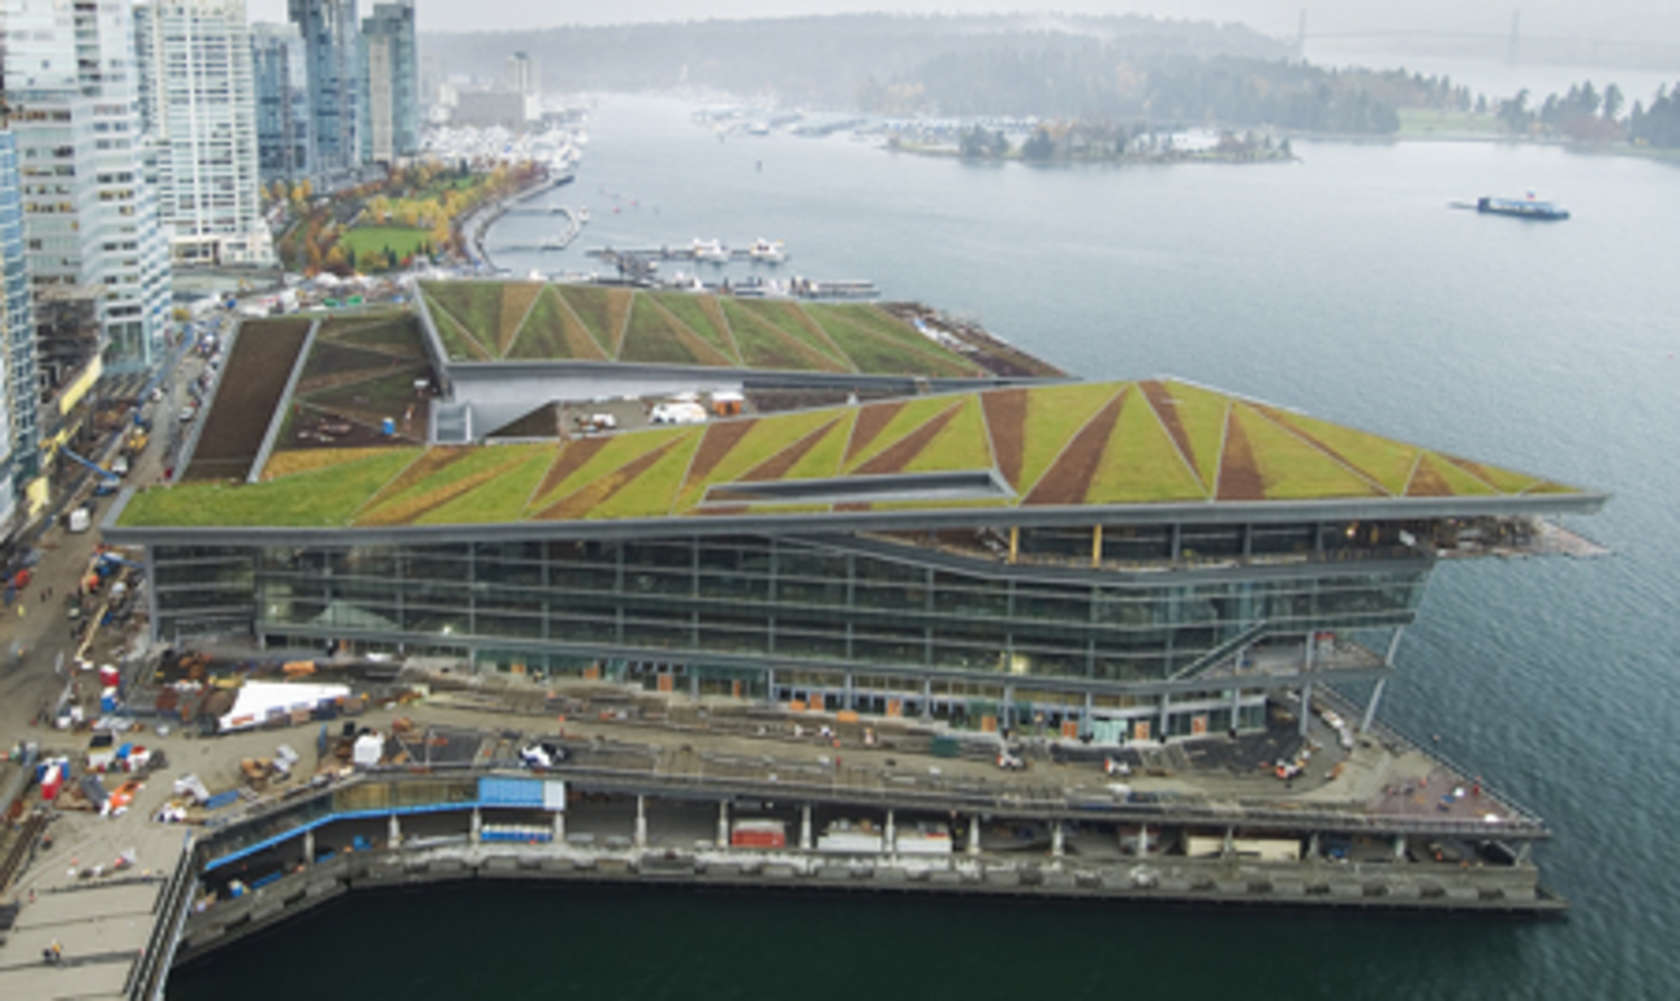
[0,130,37,524]
[288,0,364,173]
[252,23,314,184]
[149,519,1429,737]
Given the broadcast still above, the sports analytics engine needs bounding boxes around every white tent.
[218,681,351,732]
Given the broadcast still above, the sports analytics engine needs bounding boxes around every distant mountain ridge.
[423,13,1291,107]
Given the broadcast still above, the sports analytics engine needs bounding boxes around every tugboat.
[1476,192,1570,220]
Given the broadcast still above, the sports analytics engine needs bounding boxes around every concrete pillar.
[799,804,813,851]
[1393,834,1406,861]
[1051,821,1065,858]
[552,810,565,842]
[1157,693,1170,742]
[1222,826,1235,858]
[1307,832,1320,859]
[1298,680,1314,737]
[1136,824,1148,858]
[634,795,648,849]
[1517,841,1533,864]
[471,806,482,843]
[1008,526,1019,564]
[717,800,729,848]
[884,809,895,855]
[1360,677,1387,735]
[302,828,315,864]
[388,813,402,849]
[1090,524,1102,567]
[967,815,980,856]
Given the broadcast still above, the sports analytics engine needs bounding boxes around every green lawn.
[340,226,431,268]
[120,449,421,527]
[1396,108,1502,136]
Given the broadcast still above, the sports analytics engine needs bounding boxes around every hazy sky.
[244,1,1679,46]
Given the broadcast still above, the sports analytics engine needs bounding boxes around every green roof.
[416,279,1012,377]
[118,379,1592,530]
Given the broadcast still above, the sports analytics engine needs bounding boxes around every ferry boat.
[1476,194,1570,221]
[747,237,786,264]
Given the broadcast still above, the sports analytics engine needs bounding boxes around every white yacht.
[691,238,730,264]
[747,237,786,265]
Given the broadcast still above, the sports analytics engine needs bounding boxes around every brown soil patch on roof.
[835,502,872,512]
[981,388,1027,487]
[741,418,842,481]
[184,318,311,480]
[1214,408,1263,501]
[684,418,759,487]
[1405,455,1454,496]
[1139,380,1203,488]
[844,400,905,463]
[853,402,962,475]
[538,437,683,520]
[1024,391,1124,505]
[533,437,608,502]
[363,446,473,509]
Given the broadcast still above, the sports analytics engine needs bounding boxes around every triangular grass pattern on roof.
[495,282,545,356]
[740,416,848,482]
[1253,403,1419,497]
[853,400,966,475]
[804,303,980,376]
[555,284,628,355]
[727,299,853,370]
[677,408,848,510]
[779,411,856,481]
[1230,405,1383,501]
[537,431,699,520]
[719,297,849,373]
[620,295,735,366]
[842,394,966,473]
[1086,389,1209,503]
[1438,453,1544,494]
[507,283,609,360]
[356,443,552,526]
[647,291,742,365]
[526,426,693,515]
[1157,380,1233,491]
[1407,451,1496,497]
[1015,382,1123,496]
[900,394,992,474]
[980,388,1027,488]
[425,296,492,361]
[1023,388,1126,505]
[414,443,558,524]
[420,282,504,345]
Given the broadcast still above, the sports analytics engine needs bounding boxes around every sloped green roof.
[417,279,994,377]
[118,379,1593,530]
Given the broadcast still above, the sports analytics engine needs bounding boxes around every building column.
[1136,824,1148,858]
[553,810,566,842]
[766,667,776,703]
[388,813,402,849]
[1157,693,1170,742]
[1359,678,1387,735]
[302,828,315,864]
[716,800,729,848]
[1298,632,1316,737]
[1051,821,1065,858]
[634,795,648,849]
[1307,832,1320,859]
[967,815,980,856]
[1008,526,1019,564]
[1090,524,1102,568]
[922,678,933,720]
[1222,826,1235,858]
[799,804,813,851]
[884,809,895,856]
[471,806,482,843]
[1393,834,1407,861]
[1082,691,1093,739]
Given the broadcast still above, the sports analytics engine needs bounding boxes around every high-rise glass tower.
[134,0,269,266]
[251,23,314,185]
[287,0,365,173]
[0,0,174,373]
[0,130,36,541]
[361,2,418,164]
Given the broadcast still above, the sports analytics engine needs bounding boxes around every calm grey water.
[169,96,1680,999]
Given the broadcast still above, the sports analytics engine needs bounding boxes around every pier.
[490,206,585,254]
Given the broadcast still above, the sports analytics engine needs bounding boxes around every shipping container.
[730,819,787,848]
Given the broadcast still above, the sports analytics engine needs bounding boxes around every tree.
[1021,127,1056,160]
[1603,83,1624,122]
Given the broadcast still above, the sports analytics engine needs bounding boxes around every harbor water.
[169,95,1679,999]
